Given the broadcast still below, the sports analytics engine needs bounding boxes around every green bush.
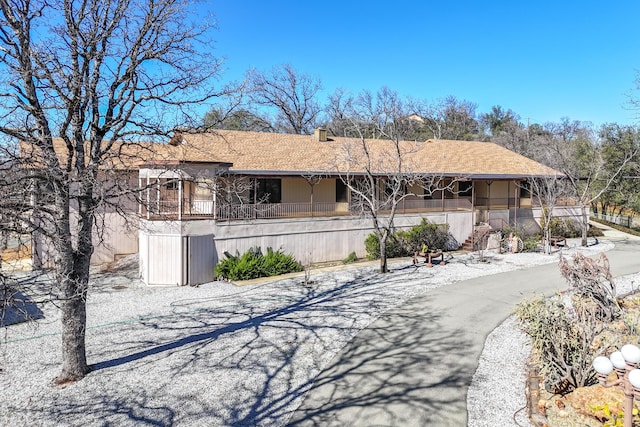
[547,217,603,238]
[364,233,407,260]
[406,219,450,252]
[548,217,581,238]
[522,235,541,252]
[215,247,303,281]
[364,219,453,259]
[588,223,605,237]
[342,251,358,264]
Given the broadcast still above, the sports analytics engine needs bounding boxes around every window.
[458,181,472,196]
[257,178,281,203]
[519,181,531,198]
[336,179,348,202]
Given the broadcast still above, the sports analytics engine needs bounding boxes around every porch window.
[336,179,348,202]
[257,178,281,203]
[458,181,472,196]
[519,181,531,197]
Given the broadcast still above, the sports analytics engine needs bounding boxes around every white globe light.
[610,351,627,369]
[621,344,640,364]
[630,369,640,389]
[593,356,614,375]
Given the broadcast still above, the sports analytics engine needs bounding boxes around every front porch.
[140,197,478,221]
[138,164,570,223]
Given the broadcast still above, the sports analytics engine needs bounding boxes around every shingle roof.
[30,130,561,178]
[167,130,561,179]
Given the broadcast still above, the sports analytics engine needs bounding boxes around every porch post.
[213,178,218,220]
[347,180,352,213]
[253,177,258,219]
[146,175,150,220]
[471,180,475,249]
[178,176,183,221]
[441,186,445,212]
[138,177,142,217]
[514,181,518,228]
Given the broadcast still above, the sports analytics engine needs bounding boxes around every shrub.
[342,251,358,264]
[588,223,605,237]
[546,217,602,238]
[364,232,408,260]
[522,235,541,252]
[364,219,455,259]
[516,295,601,394]
[559,252,620,321]
[516,252,618,394]
[215,247,303,281]
[405,219,450,252]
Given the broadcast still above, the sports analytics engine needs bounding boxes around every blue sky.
[205,1,640,127]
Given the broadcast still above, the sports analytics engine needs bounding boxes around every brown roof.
[25,130,560,178]
[166,130,561,179]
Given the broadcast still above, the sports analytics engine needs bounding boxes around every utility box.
[141,232,215,286]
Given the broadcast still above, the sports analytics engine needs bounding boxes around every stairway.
[461,224,493,251]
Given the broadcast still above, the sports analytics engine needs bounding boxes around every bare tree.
[421,96,480,141]
[203,108,274,133]
[201,82,275,133]
[540,120,639,246]
[526,175,571,254]
[0,0,223,383]
[334,88,453,273]
[324,88,353,137]
[247,64,322,135]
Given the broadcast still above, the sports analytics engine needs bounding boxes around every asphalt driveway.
[289,225,640,426]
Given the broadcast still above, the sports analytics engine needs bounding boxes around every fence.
[591,212,639,229]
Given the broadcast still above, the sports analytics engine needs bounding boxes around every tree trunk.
[57,278,90,384]
[544,226,552,254]
[54,188,94,384]
[581,204,589,247]
[379,236,388,273]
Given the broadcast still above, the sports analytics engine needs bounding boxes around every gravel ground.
[0,239,615,426]
[468,251,640,427]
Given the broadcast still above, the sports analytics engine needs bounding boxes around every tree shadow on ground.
[1,289,45,326]
[283,297,473,427]
[6,265,474,426]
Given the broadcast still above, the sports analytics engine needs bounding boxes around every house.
[26,129,579,285]
[131,129,577,286]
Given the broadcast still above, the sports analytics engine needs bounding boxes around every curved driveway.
[289,225,640,426]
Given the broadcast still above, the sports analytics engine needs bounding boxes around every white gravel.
[0,239,617,426]
[468,247,640,427]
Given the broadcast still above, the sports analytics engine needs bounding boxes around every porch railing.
[216,202,349,220]
[140,195,577,221]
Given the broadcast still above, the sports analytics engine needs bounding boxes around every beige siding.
[314,179,336,202]
[282,178,311,203]
[281,177,336,203]
[491,181,510,198]
[475,181,489,198]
